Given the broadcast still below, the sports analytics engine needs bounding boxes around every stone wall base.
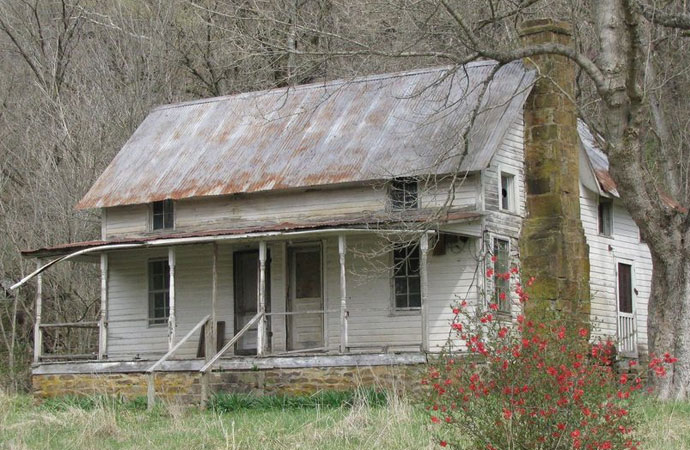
[32,364,425,404]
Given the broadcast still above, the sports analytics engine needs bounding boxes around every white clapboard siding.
[419,174,479,209]
[105,204,149,237]
[324,235,422,350]
[104,179,481,239]
[427,238,481,350]
[579,185,652,353]
[107,242,291,359]
[106,232,484,358]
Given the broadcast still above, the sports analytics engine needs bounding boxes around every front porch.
[18,224,483,406]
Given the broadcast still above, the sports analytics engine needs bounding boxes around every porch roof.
[21,208,482,258]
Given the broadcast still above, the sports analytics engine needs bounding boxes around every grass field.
[1,390,690,449]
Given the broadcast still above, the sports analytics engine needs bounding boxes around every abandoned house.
[14,20,653,404]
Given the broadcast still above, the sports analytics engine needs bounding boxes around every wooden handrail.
[40,321,100,328]
[147,314,211,373]
[200,312,263,374]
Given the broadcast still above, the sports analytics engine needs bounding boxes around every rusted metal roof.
[578,121,687,212]
[77,61,535,209]
[23,208,483,258]
[578,121,619,197]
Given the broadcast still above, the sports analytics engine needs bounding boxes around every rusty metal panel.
[578,120,620,197]
[77,61,535,209]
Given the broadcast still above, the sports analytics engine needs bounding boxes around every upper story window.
[393,243,421,310]
[493,238,511,313]
[148,259,170,326]
[152,199,174,230]
[500,171,516,212]
[390,178,419,211]
[598,197,613,237]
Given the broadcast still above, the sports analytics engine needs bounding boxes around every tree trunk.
[647,248,690,399]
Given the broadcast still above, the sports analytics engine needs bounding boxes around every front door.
[616,261,637,356]
[287,245,324,351]
[233,250,270,355]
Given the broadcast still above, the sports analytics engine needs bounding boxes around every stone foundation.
[33,372,201,404]
[32,363,425,404]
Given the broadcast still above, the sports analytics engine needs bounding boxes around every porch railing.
[617,314,637,357]
[36,321,100,361]
[146,314,211,409]
[199,311,264,406]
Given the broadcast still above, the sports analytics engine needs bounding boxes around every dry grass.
[0,390,688,449]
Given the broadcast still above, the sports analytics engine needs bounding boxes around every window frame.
[598,197,613,237]
[389,178,419,211]
[492,237,511,314]
[151,199,175,231]
[147,258,170,327]
[390,242,422,314]
[498,167,517,213]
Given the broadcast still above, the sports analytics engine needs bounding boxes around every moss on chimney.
[518,19,590,320]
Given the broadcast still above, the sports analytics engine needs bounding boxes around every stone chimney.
[518,19,590,317]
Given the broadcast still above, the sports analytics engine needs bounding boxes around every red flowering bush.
[423,268,675,449]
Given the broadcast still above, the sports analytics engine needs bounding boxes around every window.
[393,244,421,310]
[617,263,633,314]
[148,259,170,325]
[152,199,174,230]
[598,197,613,236]
[500,172,516,211]
[493,238,510,313]
[390,178,419,210]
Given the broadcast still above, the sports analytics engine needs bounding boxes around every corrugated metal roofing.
[578,120,619,197]
[578,120,687,212]
[77,61,535,209]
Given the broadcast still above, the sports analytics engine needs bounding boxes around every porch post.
[98,253,109,360]
[33,259,43,363]
[201,243,219,408]
[168,247,176,351]
[338,235,348,353]
[257,241,267,356]
[420,233,430,353]
[207,243,218,358]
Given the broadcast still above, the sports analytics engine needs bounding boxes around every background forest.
[1,0,690,392]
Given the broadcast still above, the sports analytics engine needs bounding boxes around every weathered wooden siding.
[579,186,651,352]
[105,233,479,358]
[107,242,287,359]
[479,116,525,308]
[103,180,480,239]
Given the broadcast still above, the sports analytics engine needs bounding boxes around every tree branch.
[439,0,609,96]
[637,1,690,30]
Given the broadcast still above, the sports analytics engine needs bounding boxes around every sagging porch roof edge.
[12,211,482,291]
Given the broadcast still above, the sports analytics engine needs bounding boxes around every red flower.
[571,429,581,438]
[489,302,499,310]
[486,268,494,278]
[578,328,588,337]
[498,328,508,338]
[452,307,460,315]
[503,408,512,420]
[440,441,447,447]
[431,416,440,424]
